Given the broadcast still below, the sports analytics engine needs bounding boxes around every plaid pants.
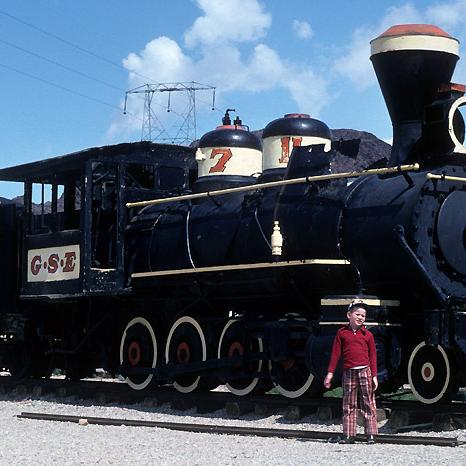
[342,367,378,437]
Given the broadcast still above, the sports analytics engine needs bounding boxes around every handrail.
[426,173,466,183]
[126,163,420,208]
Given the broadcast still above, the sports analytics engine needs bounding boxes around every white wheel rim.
[408,341,450,404]
[119,317,157,391]
[217,319,264,396]
[269,359,315,398]
[165,316,206,393]
[270,315,313,398]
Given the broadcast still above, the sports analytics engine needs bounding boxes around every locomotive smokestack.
[370,24,460,166]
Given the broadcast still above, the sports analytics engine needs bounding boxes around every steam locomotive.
[0,24,465,404]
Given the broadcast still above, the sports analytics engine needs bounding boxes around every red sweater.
[327,325,377,376]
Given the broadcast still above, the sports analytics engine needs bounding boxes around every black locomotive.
[0,24,465,404]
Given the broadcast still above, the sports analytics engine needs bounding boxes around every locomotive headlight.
[447,95,466,153]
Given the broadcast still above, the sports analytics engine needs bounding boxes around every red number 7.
[209,148,233,173]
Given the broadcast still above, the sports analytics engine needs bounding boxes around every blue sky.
[1,0,466,198]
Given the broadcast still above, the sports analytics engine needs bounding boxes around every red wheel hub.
[228,341,244,357]
[423,366,432,378]
[128,341,141,366]
[176,342,191,363]
[280,359,295,371]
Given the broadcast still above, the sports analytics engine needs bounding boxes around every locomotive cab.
[0,142,196,299]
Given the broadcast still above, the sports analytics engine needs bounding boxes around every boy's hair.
[347,299,367,312]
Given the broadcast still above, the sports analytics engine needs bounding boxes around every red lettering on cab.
[63,251,76,272]
[31,255,42,276]
[47,253,59,273]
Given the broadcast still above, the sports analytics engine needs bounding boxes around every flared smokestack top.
[370,25,460,166]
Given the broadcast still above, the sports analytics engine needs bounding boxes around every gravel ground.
[0,394,465,466]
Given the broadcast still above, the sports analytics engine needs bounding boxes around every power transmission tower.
[124,82,216,144]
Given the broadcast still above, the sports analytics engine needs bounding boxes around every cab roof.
[0,141,195,184]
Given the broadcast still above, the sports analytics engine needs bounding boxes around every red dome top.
[284,113,310,119]
[377,24,452,39]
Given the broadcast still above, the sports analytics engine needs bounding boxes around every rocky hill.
[331,128,390,172]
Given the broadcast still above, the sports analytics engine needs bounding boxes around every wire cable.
[0,60,142,122]
[0,36,125,93]
[0,9,155,83]
[254,206,272,250]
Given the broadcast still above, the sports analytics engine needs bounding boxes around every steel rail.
[18,412,461,447]
[126,163,420,208]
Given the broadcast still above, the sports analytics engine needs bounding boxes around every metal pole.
[426,173,466,182]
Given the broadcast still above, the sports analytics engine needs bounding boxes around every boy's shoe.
[367,435,376,444]
[339,436,355,444]
[327,436,341,444]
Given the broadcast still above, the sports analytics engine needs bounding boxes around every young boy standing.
[324,300,378,444]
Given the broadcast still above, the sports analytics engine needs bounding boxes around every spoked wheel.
[218,319,271,396]
[120,317,158,391]
[269,316,322,399]
[408,341,458,404]
[165,316,206,393]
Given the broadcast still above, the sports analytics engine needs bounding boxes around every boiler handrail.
[126,163,420,208]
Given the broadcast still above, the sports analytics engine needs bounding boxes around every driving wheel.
[408,341,458,404]
[165,316,206,393]
[120,317,158,390]
[218,319,270,396]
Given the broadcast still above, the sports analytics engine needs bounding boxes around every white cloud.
[123,36,192,86]
[220,44,330,113]
[423,1,466,86]
[232,44,284,91]
[287,71,329,115]
[292,20,313,40]
[426,0,466,28]
[333,4,423,90]
[108,0,328,141]
[184,0,271,48]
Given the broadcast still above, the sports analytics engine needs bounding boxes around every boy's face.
[347,306,366,329]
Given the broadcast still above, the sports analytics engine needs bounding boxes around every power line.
[0,9,224,138]
[0,60,142,122]
[0,37,125,93]
[0,39,211,129]
[0,9,156,83]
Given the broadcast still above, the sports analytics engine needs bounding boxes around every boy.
[324,300,378,444]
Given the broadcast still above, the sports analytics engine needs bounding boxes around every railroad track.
[17,411,463,447]
[2,377,465,409]
[2,377,466,429]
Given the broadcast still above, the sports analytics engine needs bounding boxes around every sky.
[1,0,466,198]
